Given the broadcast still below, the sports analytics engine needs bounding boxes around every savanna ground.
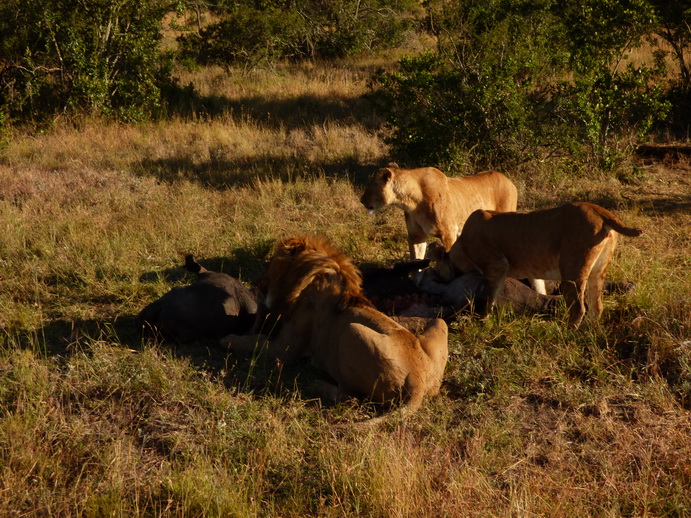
[0,56,690,516]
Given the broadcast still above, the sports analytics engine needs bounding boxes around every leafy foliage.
[372,53,537,169]
[177,0,419,67]
[372,0,674,171]
[647,0,691,134]
[0,0,180,122]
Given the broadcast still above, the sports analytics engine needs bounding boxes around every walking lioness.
[446,202,643,327]
[360,165,518,260]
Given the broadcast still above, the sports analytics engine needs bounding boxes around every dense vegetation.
[372,0,690,169]
[2,0,689,167]
[0,1,689,515]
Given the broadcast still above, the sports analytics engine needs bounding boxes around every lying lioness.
[222,236,449,419]
[445,202,643,327]
[360,164,518,260]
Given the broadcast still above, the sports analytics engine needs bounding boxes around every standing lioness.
[360,165,518,260]
[447,202,643,327]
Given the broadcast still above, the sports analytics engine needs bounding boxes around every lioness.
[444,202,643,327]
[360,164,518,260]
[222,236,449,419]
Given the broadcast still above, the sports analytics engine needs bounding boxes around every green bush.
[177,0,419,67]
[178,6,307,67]
[371,53,537,170]
[0,0,179,123]
[372,0,673,171]
[372,0,566,170]
[554,65,670,169]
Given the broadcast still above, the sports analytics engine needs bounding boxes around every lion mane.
[260,235,369,314]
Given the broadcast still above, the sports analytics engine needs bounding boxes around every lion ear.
[387,162,399,168]
[380,168,393,183]
[280,237,307,255]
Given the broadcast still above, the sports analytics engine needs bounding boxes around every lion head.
[360,166,397,214]
[259,235,370,319]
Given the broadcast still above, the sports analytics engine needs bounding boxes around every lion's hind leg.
[585,235,618,321]
[529,278,547,295]
[560,279,587,328]
[417,318,449,395]
[311,379,355,404]
[560,257,593,328]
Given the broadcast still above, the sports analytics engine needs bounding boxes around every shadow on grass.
[137,246,272,287]
[26,312,325,402]
[164,83,382,131]
[140,84,385,189]
[633,195,691,216]
[135,154,377,190]
[18,245,324,400]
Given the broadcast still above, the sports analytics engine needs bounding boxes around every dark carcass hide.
[138,255,258,342]
[361,260,442,316]
[360,258,632,322]
[360,260,561,321]
[418,270,560,315]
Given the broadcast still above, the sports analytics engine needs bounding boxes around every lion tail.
[587,204,644,238]
[606,218,644,237]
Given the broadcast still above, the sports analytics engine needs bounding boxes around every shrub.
[0,0,179,122]
[371,0,673,171]
[177,0,420,67]
[178,6,307,67]
[371,0,564,169]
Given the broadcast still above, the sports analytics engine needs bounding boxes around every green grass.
[0,58,689,516]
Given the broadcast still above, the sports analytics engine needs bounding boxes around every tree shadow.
[633,195,691,216]
[164,81,383,131]
[135,154,377,190]
[149,82,387,189]
[568,191,691,218]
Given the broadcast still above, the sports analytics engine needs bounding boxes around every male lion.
[443,202,643,327]
[222,236,449,419]
[360,164,518,260]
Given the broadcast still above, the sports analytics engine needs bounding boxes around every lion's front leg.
[221,330,309,367]
[438,224,458,253]
[405,212,428,260]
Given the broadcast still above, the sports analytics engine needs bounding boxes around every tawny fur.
[221,235,449,418]
[446,202,643,327]
[360,165,518,260]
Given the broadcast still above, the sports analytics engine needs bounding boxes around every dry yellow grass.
[0,59,689,516]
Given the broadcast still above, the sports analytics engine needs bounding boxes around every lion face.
[360,168,395,214]
[260,236,367,314]
[260,237,306,310]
